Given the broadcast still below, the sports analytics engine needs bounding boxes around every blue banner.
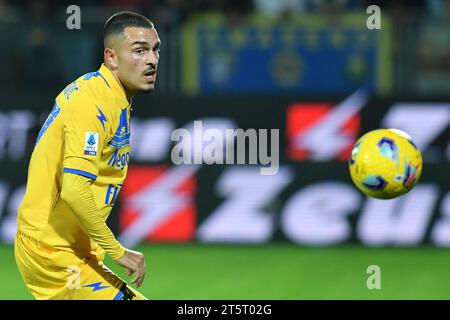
[182,14,391,95]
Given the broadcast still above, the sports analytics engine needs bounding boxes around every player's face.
[116,27,160,94]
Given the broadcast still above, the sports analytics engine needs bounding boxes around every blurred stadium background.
[0,0,449,299]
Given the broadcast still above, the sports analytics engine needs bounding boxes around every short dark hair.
[104,11,154,45]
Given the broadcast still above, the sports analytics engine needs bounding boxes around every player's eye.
[135,48,145,54]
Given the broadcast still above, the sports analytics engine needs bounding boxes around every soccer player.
[14,11,160,300]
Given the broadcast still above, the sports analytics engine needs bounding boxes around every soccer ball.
[349,128,423,199]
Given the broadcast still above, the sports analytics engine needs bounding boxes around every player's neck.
[108,66,135,103]
[124,87,136,103]
[116,78,135,104]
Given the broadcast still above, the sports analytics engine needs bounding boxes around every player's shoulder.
[76,70,112,98]
[66,71,110,97]
[56,72,113,114]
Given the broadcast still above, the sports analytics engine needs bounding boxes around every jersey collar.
[98,64,131,110]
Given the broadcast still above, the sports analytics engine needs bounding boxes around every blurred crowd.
[0,0,449,94]
[1,0,446,27]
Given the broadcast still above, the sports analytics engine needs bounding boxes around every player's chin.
[140,82,155,92]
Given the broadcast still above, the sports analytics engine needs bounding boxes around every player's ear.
[104,47,118,70]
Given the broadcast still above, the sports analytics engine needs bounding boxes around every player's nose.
[147,51,158,67]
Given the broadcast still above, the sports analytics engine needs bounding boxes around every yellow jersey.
[17,64,131,260]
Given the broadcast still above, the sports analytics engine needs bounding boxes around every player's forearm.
[60,172,125,260]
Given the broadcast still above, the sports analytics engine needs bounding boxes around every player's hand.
[114,248,146,288]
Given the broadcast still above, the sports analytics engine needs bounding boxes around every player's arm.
[60,98,146,286]
[60,173,146,287]
[60,172,125,259]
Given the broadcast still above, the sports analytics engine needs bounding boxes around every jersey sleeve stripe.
[63,168,97,180]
